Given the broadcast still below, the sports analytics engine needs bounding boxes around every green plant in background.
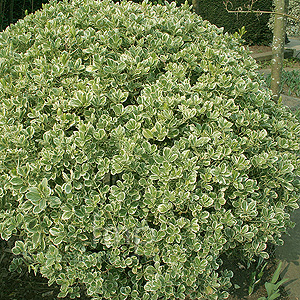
[256,57,300,70]
[263,69,300,97]
[258,261,288,300]
[0,0,300,299]
[248,256,268,295]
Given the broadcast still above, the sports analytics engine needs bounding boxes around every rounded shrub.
[0,0,299,299]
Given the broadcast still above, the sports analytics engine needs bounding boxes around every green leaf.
[26,190,41,205]
[53,236,64,246]
[32,232,41,248]
[120,286,131,296]
[49,196,61,208]
[39,198,47,211]
[12,241,25,256]
[142,128,154,139]
[111,162,123,175]
[191,219,200,232]
[49,227,61,236]
[10,177,23,185]
[61,204,74,220]
[194,257,208,271]
[86,65,98,72]
[271,262,282,284]
[260,251,269,259]
[126,119,140,131]
[157,204,169,214]
[64,183,72,194]
[62,210,73,220]
[112,104,124,116]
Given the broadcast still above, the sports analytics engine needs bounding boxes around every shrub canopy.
[0,0,299,299]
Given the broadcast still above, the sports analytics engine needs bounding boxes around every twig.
[223,0,300,23]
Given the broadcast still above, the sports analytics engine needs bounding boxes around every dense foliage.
[0,0,300,299]
[197,0,273,45]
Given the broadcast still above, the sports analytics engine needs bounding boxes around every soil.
[0,239,90,300]
[225,252,290,300]
[248,45,272,54]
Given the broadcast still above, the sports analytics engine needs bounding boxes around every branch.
[223,0,300,23]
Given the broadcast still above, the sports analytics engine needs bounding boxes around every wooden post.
[271,0,286,102]
[192,0,199,15]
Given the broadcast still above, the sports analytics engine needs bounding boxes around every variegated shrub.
[0,0,299,299]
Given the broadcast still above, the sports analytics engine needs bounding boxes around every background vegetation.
[0,0,53,30]
[198,0,273,45]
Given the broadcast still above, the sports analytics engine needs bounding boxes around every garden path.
[286,37,300,59]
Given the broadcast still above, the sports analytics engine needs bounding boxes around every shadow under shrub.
[0,0,299,299]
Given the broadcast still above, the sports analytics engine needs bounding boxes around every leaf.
[111,162,123,175]
[61,204,74,220]
[142,128,153,139]
[157,204,169,214]
[49,227,61,236]
[10,177,23,185]
[86,65,98,72]
[62,210,73,220]
[156,230,166,241]
[126,119,140,131]
[32,232,41,248]
[153,155,164,164]
[39,198,47,211]
[26,190,41,205]
[260,251,269,259]
[69,97,82,108]
[12,241,25,256]
[271,262,282,284]
[194,257,208,271]
[191,219,200,232]
[64,183,72,194]
[112,104,124,116]
[49,196,61,208]
[53,236,64,246]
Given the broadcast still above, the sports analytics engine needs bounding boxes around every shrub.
[0,0,299,299]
